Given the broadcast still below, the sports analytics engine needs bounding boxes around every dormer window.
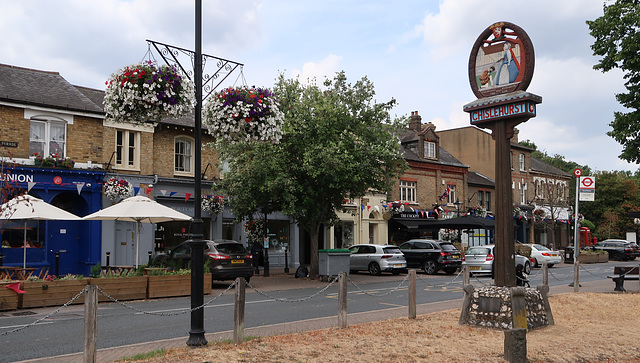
[423,141,436,159]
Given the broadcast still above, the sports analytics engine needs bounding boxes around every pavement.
[16,264,632,363]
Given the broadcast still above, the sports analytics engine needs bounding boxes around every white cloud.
[290,55,343,85]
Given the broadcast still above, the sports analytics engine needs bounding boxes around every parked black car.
[397,239,462,274]
[153,239,254,283]
[587,239,636,261]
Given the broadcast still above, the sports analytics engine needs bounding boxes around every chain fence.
[0,260,632,362]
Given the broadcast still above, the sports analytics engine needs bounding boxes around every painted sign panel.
[470,100,536,123]
[468,22,535,99]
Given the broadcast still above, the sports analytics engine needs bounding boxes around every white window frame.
[519,153,525,171]
[399,180,416,203]
[520,183,526,204]
[423,141,436,159]
[29,118,67,158]
[115,129,140,171]
[447,185,457,205]
[174,136,194,176]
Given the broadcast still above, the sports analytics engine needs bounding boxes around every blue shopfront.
[1,166,105,276]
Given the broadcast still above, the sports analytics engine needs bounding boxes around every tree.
[587,1,640,163]
[220,72,408,277]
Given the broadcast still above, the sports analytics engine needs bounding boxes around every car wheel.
[547,264,554,268]
[443,267,457,275]
[534,258,540,268]
[423,260,438,275]
[368,262,381,276]
[524,261,531,275]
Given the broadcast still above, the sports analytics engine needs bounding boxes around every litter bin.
[564,246,574,264]
[318,249,351,278]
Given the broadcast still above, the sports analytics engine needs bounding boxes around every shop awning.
[393,215,495,230]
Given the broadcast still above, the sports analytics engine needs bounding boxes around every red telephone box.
[579,227,592,247]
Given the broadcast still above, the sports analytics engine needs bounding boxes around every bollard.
[338,271,347,329]
[542,262,548,286]
[105,252,110,268]
[233,277,246,344]
[504,328,527,363]
[148,251,152,266]
[55,252,60,278]
[284,249,289,273]
[84,285,98,363]
[408,269,416,319]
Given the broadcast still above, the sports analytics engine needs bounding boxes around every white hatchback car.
[523,243,562,267]
[348,244,407,276]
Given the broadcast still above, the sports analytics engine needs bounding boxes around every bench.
[607,266,639,292]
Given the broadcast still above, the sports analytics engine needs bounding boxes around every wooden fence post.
[84,285,98,363]
[338,271,347,329]
[234,277,246,344]
[408,269,416,319]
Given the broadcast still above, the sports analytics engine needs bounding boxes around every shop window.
[334,221,354,248]
[115,129,140,170]
[400,180,416,203]
[30,119,66,157]
[266,219,289,251]
[174,136,194,176]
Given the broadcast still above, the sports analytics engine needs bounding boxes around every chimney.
[512,127,519,142]
[409,111,422,131]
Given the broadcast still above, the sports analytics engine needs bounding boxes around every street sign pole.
[572,169,581,292]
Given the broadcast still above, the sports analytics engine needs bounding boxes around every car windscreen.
[214,243,247,254]
[439,243,458,251]
[533,244,550,251]
[383,247,402,254]
[466,247,490,255]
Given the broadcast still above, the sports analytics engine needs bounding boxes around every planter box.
[578,253,609,264]
[88,276,148,302]
[0,282,20,311]
[147,273,212,299]
[20,279,89,309]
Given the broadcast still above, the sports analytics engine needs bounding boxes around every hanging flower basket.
[104,61,195,124]
[201,195,224,215]
[244,219,265,244]
[104,177,133,201]
[202,86,284,144]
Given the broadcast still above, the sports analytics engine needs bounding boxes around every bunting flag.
[75,182,85,195]
[374,205,380,213]
[184,193,192,202]
[27,182,36,192]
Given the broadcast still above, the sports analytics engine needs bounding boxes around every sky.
[0,0,635,173]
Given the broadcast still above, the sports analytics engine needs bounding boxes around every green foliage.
[117,348,166,361]
[587,1,640,163]
[217,71,408,275]
[90,262,102,278]
[579,170,640,240]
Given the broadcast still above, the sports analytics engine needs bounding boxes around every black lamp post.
[147,0,242,347]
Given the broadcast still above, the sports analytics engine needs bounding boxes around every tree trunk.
[308,223,321,278]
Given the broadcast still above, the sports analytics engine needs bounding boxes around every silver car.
[348,244,407,276]
[462,244,531,276]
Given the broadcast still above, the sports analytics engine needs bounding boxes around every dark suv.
[153,239,254,283]
[588,239,636,261]
[398,239,462,274]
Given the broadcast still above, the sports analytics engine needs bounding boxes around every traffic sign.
[579,176,595,201]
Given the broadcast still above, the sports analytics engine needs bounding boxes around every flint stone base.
[459,286,550,330]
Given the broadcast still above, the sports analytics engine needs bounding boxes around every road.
[0,261,619,362]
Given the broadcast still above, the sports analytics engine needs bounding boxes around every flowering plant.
[202,86,284,144]
[104,61,195,124]
[201,195,224,215]
[471,205,487,217]
[244,219,265,244]
[104,177,133,201]
[33,153,75,169]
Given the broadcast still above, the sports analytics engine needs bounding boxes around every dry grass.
[126,293,640,362]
